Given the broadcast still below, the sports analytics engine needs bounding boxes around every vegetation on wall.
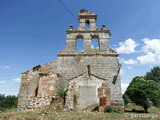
[57,89,66,99]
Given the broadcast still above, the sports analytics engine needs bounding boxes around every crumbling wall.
[18,94,53,111]
[65,72,105,110]
[38,72,57,96]
[18,9,124,111]
[56,54,123,104]
[18,69,40,107]
[18,61,58,108]
[18,53,123,110]
[98,87,111,112]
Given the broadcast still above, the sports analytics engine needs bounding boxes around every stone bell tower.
[60,9,110,54]
[58,9,124,109]
[18,9,123,111]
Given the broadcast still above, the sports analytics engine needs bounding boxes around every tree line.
[0,94,18,111]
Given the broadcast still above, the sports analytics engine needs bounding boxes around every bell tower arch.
[59,9,112,55]
[78,9,97,30]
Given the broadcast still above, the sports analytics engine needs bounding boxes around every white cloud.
[115,38,139,54]
[122,58,137,64]
[137,38,160,64]
[137,52,156,64]
[120,69,125,75]
[0,81,5,84]
[13,78,21,82]
[0,66,11,70]
[149,65,153,68]
[142,38,160,54]
[127,67,132,69]
[121,83,129,94]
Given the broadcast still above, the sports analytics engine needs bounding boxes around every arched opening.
[85,20,90,29]
[91,38,99,49]
[91,35,99,53]
[76,38,84,52]
[76,35,84,53]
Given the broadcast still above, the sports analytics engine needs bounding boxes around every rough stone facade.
[18,9,123,111]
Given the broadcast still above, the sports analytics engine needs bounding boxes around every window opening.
[76,38,84,53]
[91,38,99,49]
[85,20,90,29]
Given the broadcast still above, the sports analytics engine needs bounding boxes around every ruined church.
[18,9,123,111]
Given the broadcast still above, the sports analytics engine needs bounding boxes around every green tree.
[126,88,150,112]
[124,76,160,112]
[0,94,18,110]
[143,66,160,84]
[122,94,130,106]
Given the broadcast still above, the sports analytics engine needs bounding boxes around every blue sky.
[0,0,160,95]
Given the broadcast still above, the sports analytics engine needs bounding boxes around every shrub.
[57,89,66,99]
[104,106,121,113]
[104,106,114,113]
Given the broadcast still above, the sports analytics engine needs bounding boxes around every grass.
[0,102,160,120]
[0,109,123,120]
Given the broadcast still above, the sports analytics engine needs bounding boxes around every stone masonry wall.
[56,54,123,103]
[18,54,123,108]
[18,9,124,110]
[65,72,105,110]
[18,61,58,108]
[18,94,53,111]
